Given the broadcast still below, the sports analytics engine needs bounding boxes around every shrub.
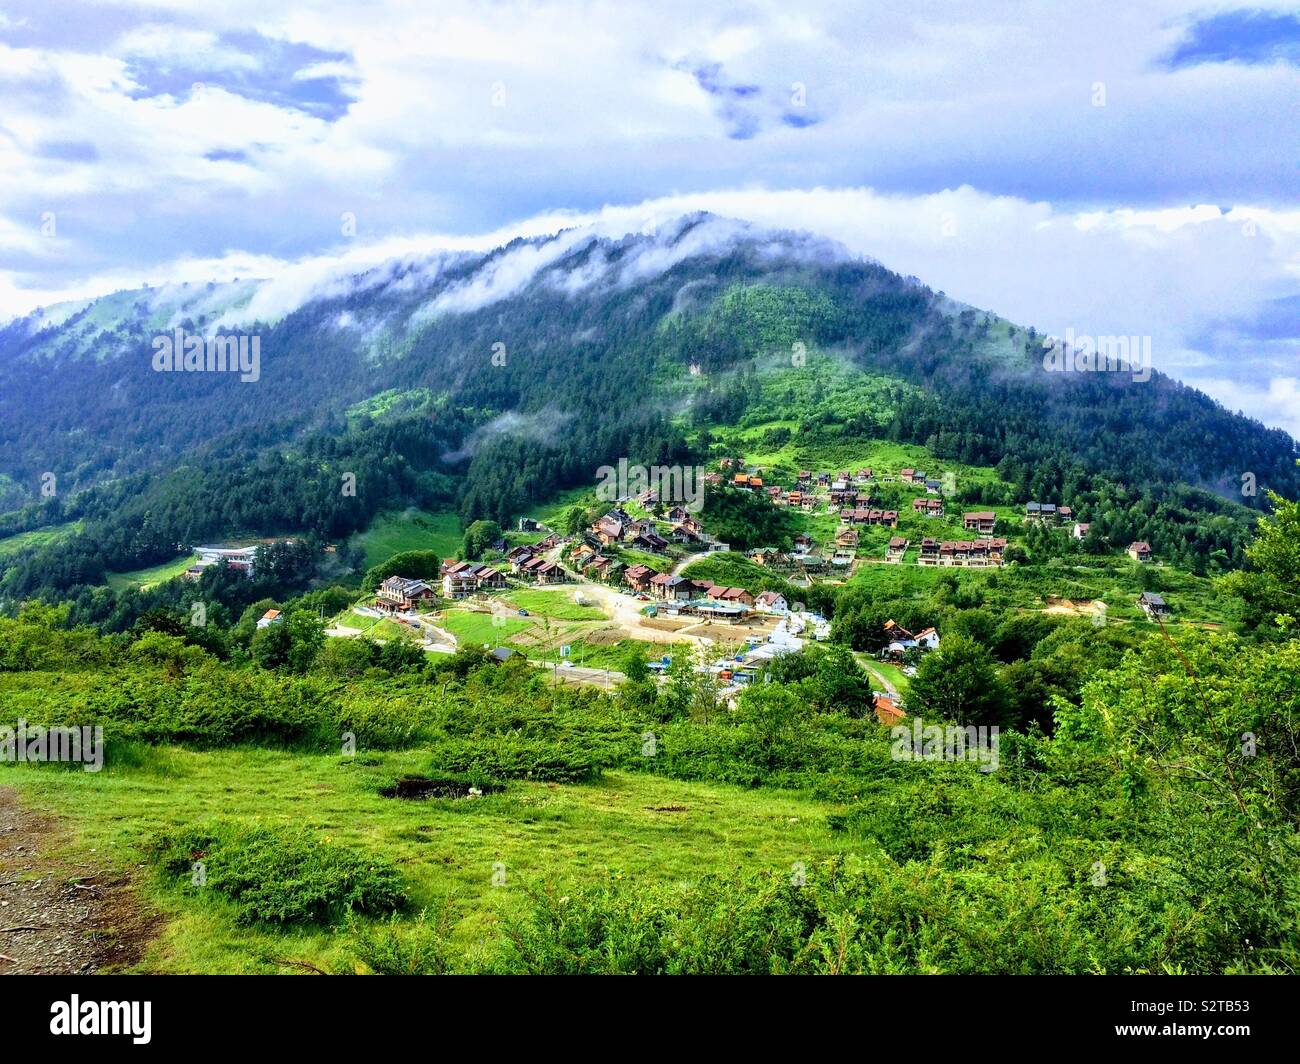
[343,908,457,975]
[430,733,610,783]
[148,820,406,925]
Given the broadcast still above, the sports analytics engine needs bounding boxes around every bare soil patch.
[0,786,161,975]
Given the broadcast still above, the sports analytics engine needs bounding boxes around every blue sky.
[0,0,1296,433]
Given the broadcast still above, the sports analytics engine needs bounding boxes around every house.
[899,468,915,483]
[886,536,908,561]
[377,575,436,612]
[963,511,997,534]
[883,620,916,657]
[440,562,505,597]
[586,555,614,578]
[795,552,825,571]
[755,590,788,613]
[706,585,755,607]
[442,572,477,599]
[793,532,814,552]
[633,531,670,553]
[648,572,673,598]
[517,518,540,533]
[193,543,262,578]
[594,515,626,545]
[855,468,873,483]
[525,559,566,584]
[1026,501,1071,524]
[1072,522,1091,540]
[836,527,860,549]
[925,479,942,495]
[508,550,540,573]
[256,608,282,629]
[624,564,659,592]
[914,627,940,650]
[912,497,944,517]
[656,576,702,602]
[1128,541,1153,563]
[873,695,905,726]
[797,470,812,484]
[748,547,780,567]
[489,647,518,663]
[1137,591,1170,619]
[507,544,537,565]
[666,506,691,523]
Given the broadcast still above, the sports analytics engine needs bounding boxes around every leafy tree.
[906,633,1011,727]
[462,520,503,561]
[1220,491,1299,635]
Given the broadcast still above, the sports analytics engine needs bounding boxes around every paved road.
[534,661,627,688]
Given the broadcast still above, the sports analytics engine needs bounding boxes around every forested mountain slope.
[0,213,1295,597]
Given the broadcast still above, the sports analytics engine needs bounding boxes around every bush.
[430,733,610,783]
[148,820,406,925]
[344,908,457,975]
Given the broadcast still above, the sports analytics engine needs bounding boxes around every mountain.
[0,212,1296,600]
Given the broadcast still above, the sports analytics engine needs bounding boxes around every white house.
[755,591,788,613]
[256,608,282,630]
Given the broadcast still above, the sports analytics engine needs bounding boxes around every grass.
[106,552,199,591]
[4,751,859,973]
[867,659,910,694]
[0,521,82,560]
[556,637,663,671]
[354,508,462,570]
[503,589,609,621]
[438,609,533,647]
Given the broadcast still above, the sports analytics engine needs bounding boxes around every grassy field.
[503,588,609,621]
[354,509,462,569]
[867,659,911,694]
[0,521,83,560]
[438,609,534,646]
[5,752,854,973]
[105,552,199,591]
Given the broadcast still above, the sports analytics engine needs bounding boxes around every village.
[326,456,1170,703]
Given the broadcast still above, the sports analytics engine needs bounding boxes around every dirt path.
[0,786,160,975]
